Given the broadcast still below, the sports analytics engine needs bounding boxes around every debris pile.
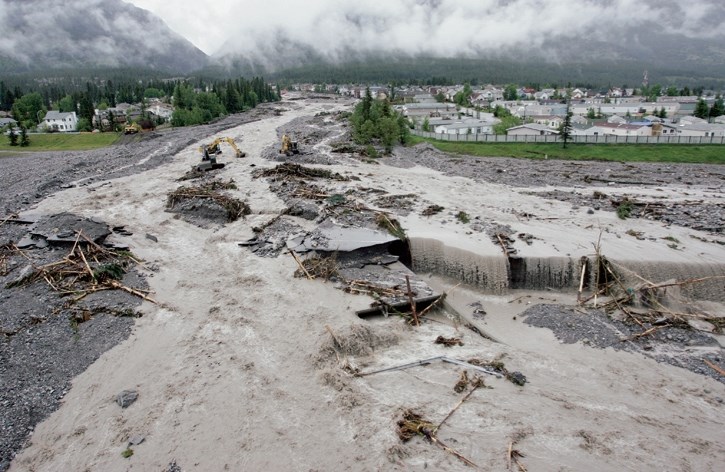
[166,178,250,225]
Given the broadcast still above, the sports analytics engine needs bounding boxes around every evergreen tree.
[422,117,430,132]
[78,93,95,127]
[361,87,373,122]
[7,125,18,146]
[503,84,518,101]
[709,95,724,118]
[559,105,573,149]
[694,98,709,119]
[19,126,30,147]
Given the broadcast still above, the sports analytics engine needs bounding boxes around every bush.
[616,200,633,219]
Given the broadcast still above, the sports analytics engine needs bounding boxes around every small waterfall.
[410,238,510,293]
[611,260,725,303]
[508,256,581,290]
[410,237,725,302]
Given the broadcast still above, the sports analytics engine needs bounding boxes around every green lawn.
[408,136,725,164]
[0,132,121,152]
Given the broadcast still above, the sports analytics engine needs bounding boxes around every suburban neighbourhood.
[3,82,724,142]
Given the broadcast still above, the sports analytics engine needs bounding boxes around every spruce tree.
[20,126,30,147]
[694,99,709,119]
[559,105,573,149]
[8,125,18,146]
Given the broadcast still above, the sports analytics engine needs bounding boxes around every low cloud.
[210,0,725,61]
[0,0,202,69]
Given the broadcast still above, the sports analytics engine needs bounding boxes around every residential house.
[531,115,563,129]
[661,122,725,137]
[41,111,78,132]
[588,122,651,137]
[570,115,589,126]
[433,118,499,135]
[435,120,495,134]
[570,89,585,99]
[607,115,627,124]
[0,117,17,129]
[534,89,555,100]
[398,102,458,119]
[571,102,679,117]
[148,103,174,120]
[506,123,560,136]
[413,94,437,103]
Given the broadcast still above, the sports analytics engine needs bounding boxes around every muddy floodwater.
[1,97,724,472]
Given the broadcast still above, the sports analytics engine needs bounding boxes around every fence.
[412,130,725,145]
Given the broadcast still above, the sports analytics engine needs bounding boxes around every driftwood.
[356,356,503,378]
[405,275,419,326]
[397,409,478,468]
[289,250,313,280]
[704,359,725,377]
[6,230,154,305]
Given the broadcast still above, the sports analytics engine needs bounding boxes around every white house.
[530,115,564,129]
[41,111,78,132]
[0,117,17,128]
[662,123,725,137]
[506,124,560,136]
[434,119,498,135]
[588,122,651,137]
[148,103,174,120]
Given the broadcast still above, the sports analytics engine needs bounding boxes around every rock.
[507,371,527,386]
[128,435,145,446]
[587,208,595,214]
[145,233,158,243]
[10,264,34,285]
[116,390,139,408]
[687,319,716,333]
[164,460,182,472]
[287,201,319,220]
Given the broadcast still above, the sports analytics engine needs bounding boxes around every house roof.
[43,111,75,121]
[666,123,725,132]
[507,124,560,133]
[592,122,649,130]
[436,121,496,130]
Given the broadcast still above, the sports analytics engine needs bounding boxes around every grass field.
[409,136,725,164]
[0,132,121,152]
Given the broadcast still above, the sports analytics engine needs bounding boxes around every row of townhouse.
[509,119,725,138]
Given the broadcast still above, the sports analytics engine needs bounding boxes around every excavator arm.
[198,137,245,159]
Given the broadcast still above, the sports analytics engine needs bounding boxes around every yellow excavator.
[124,123,141,134]
[280,134,300,156]
[196,137,246,171]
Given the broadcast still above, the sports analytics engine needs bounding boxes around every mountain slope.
[0,0,208,74]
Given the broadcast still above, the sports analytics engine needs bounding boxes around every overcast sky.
[127,0,725,57]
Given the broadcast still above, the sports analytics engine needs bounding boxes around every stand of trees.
[171,76,278,127]
[1,73,279,131]
[350,88,410,153]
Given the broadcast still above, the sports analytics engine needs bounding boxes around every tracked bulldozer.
[196,137,245,172]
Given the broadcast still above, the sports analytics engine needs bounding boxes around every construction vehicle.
[280,134,300,156]
[124,123,141,134]
[196,137,245,172]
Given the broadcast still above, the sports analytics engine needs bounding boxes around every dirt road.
[5,99,725,471]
